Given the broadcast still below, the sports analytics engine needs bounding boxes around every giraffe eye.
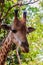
[12,29,17,33]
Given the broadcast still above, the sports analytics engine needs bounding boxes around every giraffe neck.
[0,31,12,65]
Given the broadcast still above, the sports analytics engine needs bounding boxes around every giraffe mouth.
[20,46,29,53]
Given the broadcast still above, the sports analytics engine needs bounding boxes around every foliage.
[0,0,43,65]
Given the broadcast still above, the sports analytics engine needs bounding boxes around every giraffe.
[0,30,18,65]
[0,10,35,65]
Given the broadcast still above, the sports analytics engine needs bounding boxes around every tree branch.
[2,0,39,21]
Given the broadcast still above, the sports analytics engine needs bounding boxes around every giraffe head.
[12,10,35,53]
[0,10,35,53]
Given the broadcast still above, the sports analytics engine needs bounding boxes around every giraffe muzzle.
[21,41,29,53]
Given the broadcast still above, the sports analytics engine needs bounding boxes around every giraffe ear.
[1,24,11,30]
[27,27,35,34]
[0,0,4,3]
[1,23,17,33]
